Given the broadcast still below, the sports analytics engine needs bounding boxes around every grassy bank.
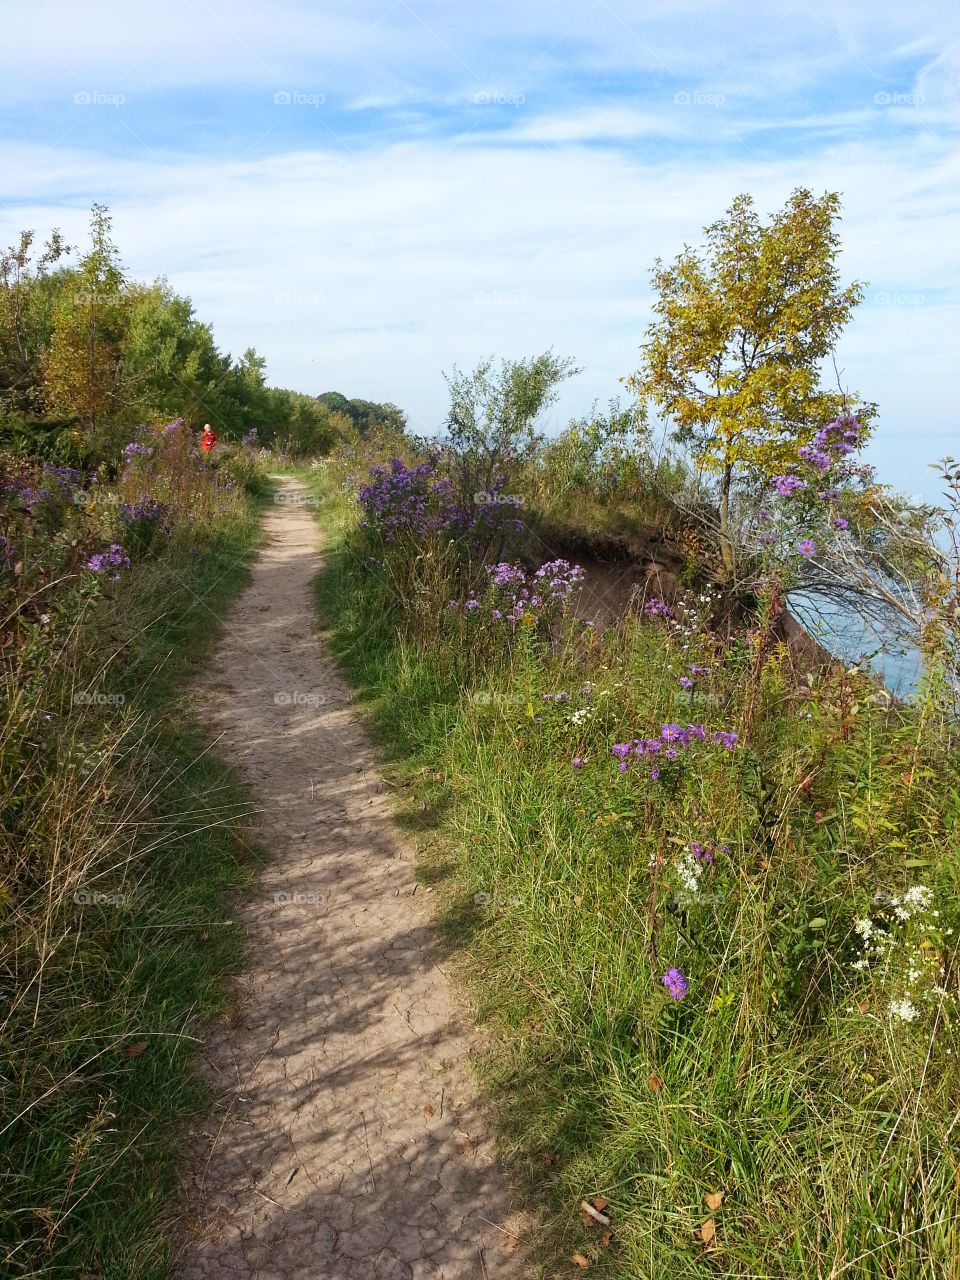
[305,462,960,1280]
[1,436,266,1276]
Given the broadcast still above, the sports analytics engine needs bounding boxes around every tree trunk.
[719,462,735,579]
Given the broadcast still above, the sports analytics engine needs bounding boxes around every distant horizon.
[2,0,957,499]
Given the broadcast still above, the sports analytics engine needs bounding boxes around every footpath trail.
[179,477,530,1279]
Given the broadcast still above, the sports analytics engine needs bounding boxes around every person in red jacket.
[200,423,218,452]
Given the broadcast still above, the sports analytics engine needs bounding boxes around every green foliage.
[307,458,960,1279]
[443,350,579,500]
[628,189,874,574]
[1,443,265,1276]
[0,207,405,467]
[317,391,407,438]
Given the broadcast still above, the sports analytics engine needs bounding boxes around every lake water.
[788,591,924,699]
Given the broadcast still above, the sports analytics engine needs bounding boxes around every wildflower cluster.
[358,458,524,544]
[120,496,170,529]
[851,885,952,1022]
[463,559,585,626]
[4,463,82,515]
[85,544,131,580]
[610,722,738,779]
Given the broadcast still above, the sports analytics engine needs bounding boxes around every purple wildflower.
[86,544,131,578]
[773,475,804,497]
[572,756,585,769]
[798,539,817,558]
[661,967,689,1000]
[679,676,694,689]
[833,516,849,531]
[797,445,832,475]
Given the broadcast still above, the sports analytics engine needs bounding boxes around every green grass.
[1,485,267,1277]
[304,464,960,1280]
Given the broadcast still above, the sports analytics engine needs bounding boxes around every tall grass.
[307,463,960,1279]
[1,435,265,1276]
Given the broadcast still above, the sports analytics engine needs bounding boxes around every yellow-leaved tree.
[627,188,873,577]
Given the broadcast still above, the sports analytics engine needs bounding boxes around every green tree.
[627,188,872,577]
[43,204,128,438]
[0,228,71,417]
[443,350,579,500]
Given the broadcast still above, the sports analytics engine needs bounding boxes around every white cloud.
[1,0,957,497]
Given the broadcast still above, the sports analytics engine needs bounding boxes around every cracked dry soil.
[178,477,532,1279]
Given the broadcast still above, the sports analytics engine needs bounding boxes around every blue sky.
[2,0,957,496]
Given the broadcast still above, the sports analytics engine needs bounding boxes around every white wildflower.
[889,998,918,1022]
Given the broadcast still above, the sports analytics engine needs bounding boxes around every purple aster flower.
[679,676,694,689]
[773,474,804,497]
[649,768,660,780]
[798,539,817,558]
[833,517,849,530]
[661,967,689,999]
[797,445,832,474]
[572,756,585,769]
[86,543,131,575]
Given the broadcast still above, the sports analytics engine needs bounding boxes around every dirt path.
[179,477,530,1279]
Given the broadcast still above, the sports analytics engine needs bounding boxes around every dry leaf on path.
[646,1073,664,1091]
[704,1191,724,1211]
[571,1254,592,1268]
[699,1218,717,1245]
